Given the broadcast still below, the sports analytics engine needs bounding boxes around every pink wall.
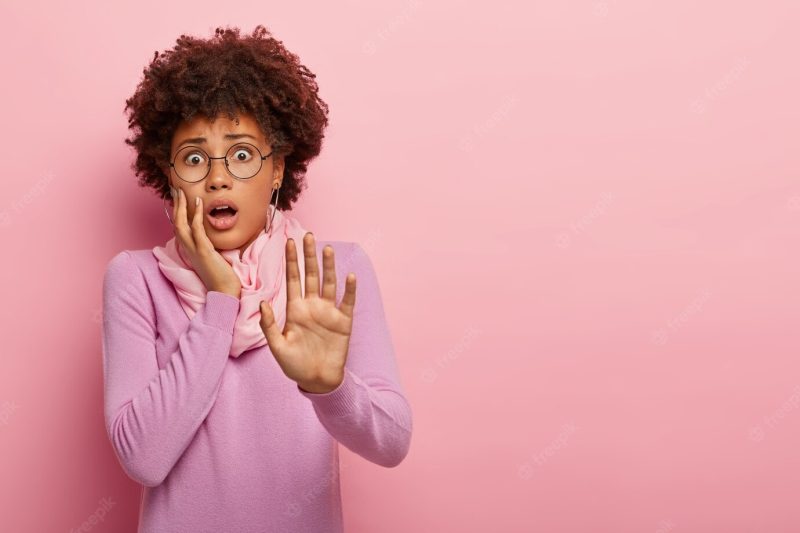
[1,1,798,531]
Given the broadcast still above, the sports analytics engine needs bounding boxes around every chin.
[208,224,262,252]
[207,230,246,251]
[204,211,265,248]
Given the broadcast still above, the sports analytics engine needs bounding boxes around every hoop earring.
[164,186,178,225]
[265,185,280,236]
[164,198,174,225]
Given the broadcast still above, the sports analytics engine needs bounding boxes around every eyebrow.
[176,133,259,148]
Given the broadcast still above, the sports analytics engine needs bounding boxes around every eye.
[183,150,207,166]
[230,145,254,162]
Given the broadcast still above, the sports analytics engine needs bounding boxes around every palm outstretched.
[259,232,357,394]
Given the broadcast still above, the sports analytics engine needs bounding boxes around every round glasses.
[169,142,273,183]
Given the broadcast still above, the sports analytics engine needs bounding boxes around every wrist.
[298,381,336,394]
[298,373,344,394]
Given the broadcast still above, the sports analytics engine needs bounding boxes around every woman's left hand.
[259,232,357,394]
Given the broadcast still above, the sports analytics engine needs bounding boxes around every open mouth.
[206,205,239,230]
[209,206,238,218]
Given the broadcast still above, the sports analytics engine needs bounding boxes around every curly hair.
[124,24,329,211]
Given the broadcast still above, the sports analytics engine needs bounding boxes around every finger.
[338,273,356,319]
[192,197,217,252]
[303,232,320,298]
[170,187,178,224]
[321,245,337,301]
[191,196,212,252]
[259,300,287,353]
[285,238,303,302]
[174,188,195,252]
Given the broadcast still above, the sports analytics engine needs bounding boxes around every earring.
[164,198,174,225]
[164,187,176,225]
[265,184,281,236]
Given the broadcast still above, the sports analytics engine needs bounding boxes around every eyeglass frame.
[168,142,274,183]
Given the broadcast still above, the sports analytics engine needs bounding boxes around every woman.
[102,25,413,532]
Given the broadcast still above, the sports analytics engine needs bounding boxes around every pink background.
[1,1,799,531]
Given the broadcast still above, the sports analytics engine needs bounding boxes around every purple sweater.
[101,240,413,533]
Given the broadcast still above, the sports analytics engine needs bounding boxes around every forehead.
[171,112,266,147]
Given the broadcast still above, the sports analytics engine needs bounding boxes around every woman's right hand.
[170,187,242,299]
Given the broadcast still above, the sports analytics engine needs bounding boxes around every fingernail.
[195,197,199,206]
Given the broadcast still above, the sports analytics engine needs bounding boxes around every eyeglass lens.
[173,143,263,182]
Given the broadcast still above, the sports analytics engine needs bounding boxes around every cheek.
[238,196,269,224]
[236,181,272,223]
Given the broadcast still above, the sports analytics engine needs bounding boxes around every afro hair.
[123,24,329,211]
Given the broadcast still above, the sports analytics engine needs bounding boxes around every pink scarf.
[152,208,309,357]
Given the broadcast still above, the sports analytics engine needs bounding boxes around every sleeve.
[296,243,413,468]
[101,251,240,487]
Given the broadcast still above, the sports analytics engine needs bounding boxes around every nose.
[205,157,234,191]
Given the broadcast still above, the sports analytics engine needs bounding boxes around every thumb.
[259,301,284,351]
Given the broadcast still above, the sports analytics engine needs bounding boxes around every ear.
[161,167,175,202]
[272,154,285,184]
